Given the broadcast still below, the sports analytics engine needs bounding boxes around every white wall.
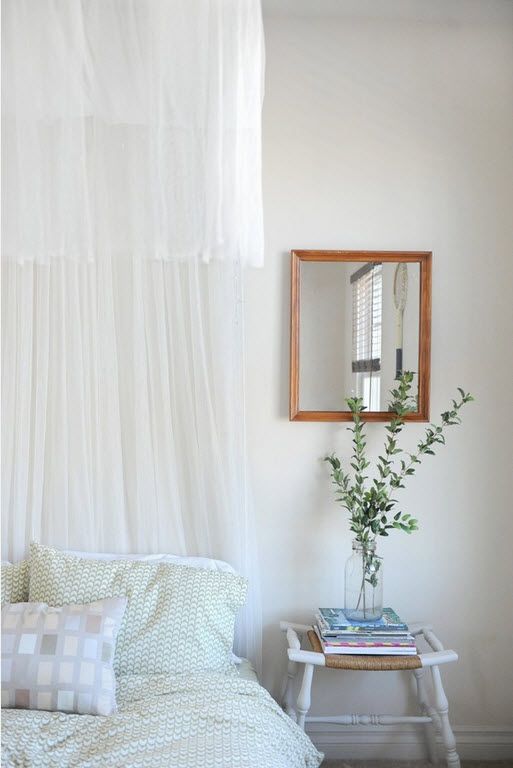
[246,0,513,758]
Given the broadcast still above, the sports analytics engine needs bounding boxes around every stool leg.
[431,665,460,768]
[413,667,438,764]
[296,663,314,730]
[281,657,298,720]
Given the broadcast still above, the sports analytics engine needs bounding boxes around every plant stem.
[355,562,366,611]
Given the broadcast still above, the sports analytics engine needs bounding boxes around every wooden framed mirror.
[290,250,431,421]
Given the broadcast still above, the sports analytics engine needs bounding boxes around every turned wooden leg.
[296,663,314,730]
[281,657,299,720]
[413,667,438,764]
[431,665,460,768]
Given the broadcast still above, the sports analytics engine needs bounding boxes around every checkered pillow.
[1,597,127,715]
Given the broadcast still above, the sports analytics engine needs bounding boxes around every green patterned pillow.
[28,543,247,676]
[1,561,30,605]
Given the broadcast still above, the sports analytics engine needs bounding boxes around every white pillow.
[64,549,237,574]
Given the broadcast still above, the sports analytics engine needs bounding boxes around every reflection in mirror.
[299,261,420,412]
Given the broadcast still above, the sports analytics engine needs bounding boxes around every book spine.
[318,632,415,641]
[321,630,413,636]
[318,609,408,632]
[322,647,417,655]
[323,641,416,648]
[319,624,409,634]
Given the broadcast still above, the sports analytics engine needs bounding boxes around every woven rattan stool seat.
[307,629,422,670]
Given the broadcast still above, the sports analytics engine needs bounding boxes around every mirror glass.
[299,261,420,412]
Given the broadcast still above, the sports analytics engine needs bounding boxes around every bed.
[1,548,323,768]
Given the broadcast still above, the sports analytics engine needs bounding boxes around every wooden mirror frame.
[290,250,432,422]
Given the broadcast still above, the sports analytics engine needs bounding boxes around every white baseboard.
[306,723,513,761]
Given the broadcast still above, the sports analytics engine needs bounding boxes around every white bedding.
[1,670,323,768]
[237,657,259,683]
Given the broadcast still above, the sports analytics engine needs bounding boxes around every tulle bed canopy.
[2,0,265,666]
[2,0,264,266]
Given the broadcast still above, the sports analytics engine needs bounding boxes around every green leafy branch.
[324,372,473,549]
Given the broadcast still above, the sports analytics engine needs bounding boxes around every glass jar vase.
[344,540,383,621]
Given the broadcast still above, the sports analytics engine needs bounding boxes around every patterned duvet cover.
[2,671,323,767]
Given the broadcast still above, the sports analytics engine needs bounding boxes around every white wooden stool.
[280,621,461,768]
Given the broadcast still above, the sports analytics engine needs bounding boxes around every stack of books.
[314,607,416,656]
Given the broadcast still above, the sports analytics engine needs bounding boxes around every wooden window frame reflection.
[289,250,432,422]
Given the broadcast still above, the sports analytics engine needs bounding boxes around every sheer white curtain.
[2,0,264,266]
[1,258,261,664]
[1,0,264,666]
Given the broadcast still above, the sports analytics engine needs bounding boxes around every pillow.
[64,548,237,574]
[29,543,248,676]
[1,597,127,715]
[1,561,29,605]
[63,551,240,662]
